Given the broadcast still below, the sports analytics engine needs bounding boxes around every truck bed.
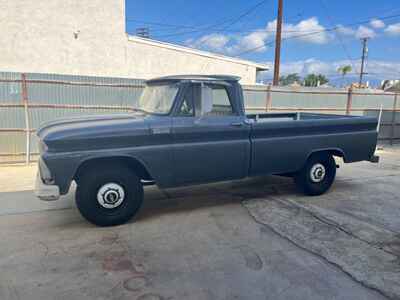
[246,112,379,177]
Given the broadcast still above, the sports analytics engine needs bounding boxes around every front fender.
[44,146,173,195]
[43,152,87,195]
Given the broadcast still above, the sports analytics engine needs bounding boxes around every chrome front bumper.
[35,172,60,201]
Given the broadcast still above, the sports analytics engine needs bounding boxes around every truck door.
[171,82,251,186]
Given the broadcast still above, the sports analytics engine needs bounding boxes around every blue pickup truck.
[35,75,379,226]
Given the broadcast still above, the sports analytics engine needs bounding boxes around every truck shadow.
[133,175,295,223]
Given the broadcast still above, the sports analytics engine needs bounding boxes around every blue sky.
[126,0,400,83]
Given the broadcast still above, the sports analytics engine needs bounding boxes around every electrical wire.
[318,0,359,74]
[128,11,304,35]
[151,0,270,39]
[235,13,400,56]
[200,0,270,41]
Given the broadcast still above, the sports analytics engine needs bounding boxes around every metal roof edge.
[127,35,268,71]
[146,74,241,84]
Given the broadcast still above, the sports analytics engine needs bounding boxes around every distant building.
[349,82,370,89]
[0,0,267,83]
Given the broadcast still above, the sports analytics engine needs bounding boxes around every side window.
[177,86,194,117]
[203,84,234,116]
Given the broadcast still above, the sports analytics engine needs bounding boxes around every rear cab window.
[201,84,236,116]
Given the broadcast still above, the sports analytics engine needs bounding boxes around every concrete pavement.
[0,147,399,300]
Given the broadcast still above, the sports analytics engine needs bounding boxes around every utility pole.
[273,0,283,86]
[358,37,369,87]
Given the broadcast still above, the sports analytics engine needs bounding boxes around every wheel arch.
[74,155,154,184]
[306,148,346,162]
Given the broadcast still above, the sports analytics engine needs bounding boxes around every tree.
[303,74,329,87]
[279,73,301,86]
[337,65,352,86]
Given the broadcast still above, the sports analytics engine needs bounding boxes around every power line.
[127,20,256,34]
[235,12,400,56]
[153,28,328,38]
[318,0,358,75]
[129,9,400,41]
[197,1,271,74]
[128,10,304,35]
[128,14,248,39]
[152,0,270,40]
[126,19,196,29]
[126,10,301,30]
[238,13,400,56]
[204,0,270,35]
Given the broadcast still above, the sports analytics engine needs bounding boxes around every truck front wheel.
[294,153,336,196]
[75,165,143,226]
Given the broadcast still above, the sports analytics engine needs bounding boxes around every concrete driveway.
[0,147,399,300]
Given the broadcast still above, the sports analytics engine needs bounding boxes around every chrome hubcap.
[97,183,125,209]
[310,163,326,183]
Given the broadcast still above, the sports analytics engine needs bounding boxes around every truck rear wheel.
[75,165,143,226]
[294,153,336,196]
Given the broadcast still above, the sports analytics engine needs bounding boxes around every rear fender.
[303,148,346,167]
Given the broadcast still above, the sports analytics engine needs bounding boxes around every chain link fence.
[0,72,399,164]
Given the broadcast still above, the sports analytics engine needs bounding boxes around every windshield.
[137,83,179,114]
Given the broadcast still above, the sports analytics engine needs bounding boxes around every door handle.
[230,122,243,127]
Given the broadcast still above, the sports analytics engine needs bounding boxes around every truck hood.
[37,113,151,152]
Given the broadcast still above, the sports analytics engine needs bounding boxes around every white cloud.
[385,23,400,36]
[185,33,230,52]
[186,18,385,56]
[366,60,400,78]
[335,25,355,36]
[263,18,330,44]
[336,24,380,39]
[186,17,330,55]
[370,19,385,29]
[278,59,337,76]
[286,17,329,44]
[355,25,376,39]
[233,30,269,53]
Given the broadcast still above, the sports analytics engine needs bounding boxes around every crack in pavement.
[241,197,400,300]
[272,196,400,258]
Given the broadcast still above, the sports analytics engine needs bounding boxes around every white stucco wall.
[0,0,266,83]
[124,37,261,83]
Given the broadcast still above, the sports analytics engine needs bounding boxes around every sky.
[125,0,400,85]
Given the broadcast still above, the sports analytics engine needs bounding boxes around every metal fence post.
[21,73,30,164]
[346,87,353,115]
[391,93,398,145]
[266,84,272,112]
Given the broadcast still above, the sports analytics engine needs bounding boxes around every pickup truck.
[35,75,379,226]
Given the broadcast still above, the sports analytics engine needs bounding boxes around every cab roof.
[146,75,241,84]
